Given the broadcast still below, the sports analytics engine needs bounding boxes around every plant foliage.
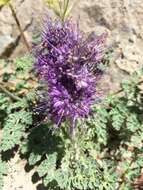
[0,55,143,190]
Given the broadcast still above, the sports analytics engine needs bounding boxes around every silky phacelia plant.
[34,18,107,132]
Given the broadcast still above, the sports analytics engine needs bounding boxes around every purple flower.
[34,18,107,132]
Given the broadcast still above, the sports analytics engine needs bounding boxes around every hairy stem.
[9,2,31,51]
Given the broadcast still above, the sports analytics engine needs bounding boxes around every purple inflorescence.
[34,18,107,130]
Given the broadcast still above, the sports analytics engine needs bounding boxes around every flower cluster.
[34,18,107,131]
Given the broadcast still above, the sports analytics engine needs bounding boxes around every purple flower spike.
[34,18,107,133]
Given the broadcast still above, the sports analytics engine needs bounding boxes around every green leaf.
[126,114,140,132]
[28,152,42,166]
[37,153,57,177]
[43,173,55,187]
[54,169,70,189]
[1,123,25,151]
[14,55,33,74]
[1,111,32,151]
[7,99,28,113]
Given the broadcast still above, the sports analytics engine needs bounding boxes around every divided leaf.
[37,153,57,178]
[1,111,32,151]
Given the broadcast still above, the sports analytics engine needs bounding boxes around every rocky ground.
[0,0,143,189]
[3,154,38,190]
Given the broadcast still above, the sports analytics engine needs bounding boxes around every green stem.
[58,0,62,18]
[0,83,21,101]
[62,0,70,21]
[9,2,31,52]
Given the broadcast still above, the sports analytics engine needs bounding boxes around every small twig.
[110,79,143,97]
[9,2,31,52]
[0,83,21,101]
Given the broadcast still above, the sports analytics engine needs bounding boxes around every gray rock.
[1,2,143,189]
[0,0,143,74]
[0,0,46,58]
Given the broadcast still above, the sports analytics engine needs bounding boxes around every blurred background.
[0,0,143,91]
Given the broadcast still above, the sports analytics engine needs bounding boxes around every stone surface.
[0,0,142,55]
[0,0,46,57]
[0,0,142,73]
[3,154,45,190]
[73,0,143,67]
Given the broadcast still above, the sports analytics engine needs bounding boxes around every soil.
[3,154,47,190]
